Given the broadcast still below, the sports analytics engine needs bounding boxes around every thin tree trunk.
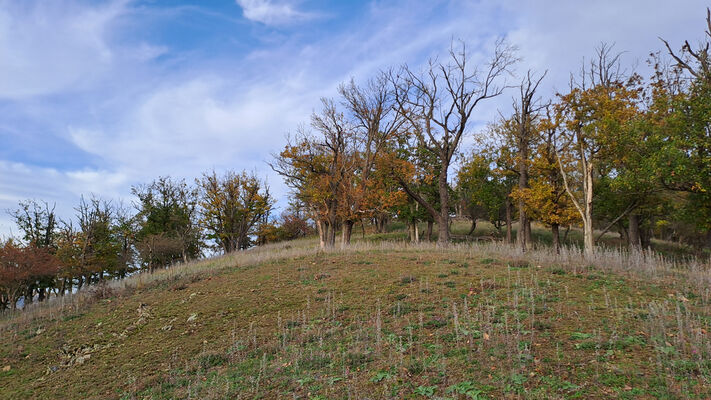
[326,220,336,248]
[437,161,450,246]
[628,213,641,250]
[427,220,433,241]
[505,198,513,244]
[341,220,354,248]
[518,157,529,251]
[582,163,595,256]
[467,219,477,236]
[317,219,326,249]
[517,211,528,251]
[551,223,560,254]
[525,220,532,248]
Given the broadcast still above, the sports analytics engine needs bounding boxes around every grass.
[1,234,711,398]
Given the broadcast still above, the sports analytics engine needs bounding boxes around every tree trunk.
[582,163,595,256]
[525,220,532,248]
[517,212,528,251]
[518,158,529,251]
[375,214,387,233]
[437,161,450,246]
[617,221,629,244]
[640,228,652,249]
[551,223,560,254]
[414,221,419,242]
[341,220,354,248]
[326,220,336,248]
[427,220,433,241]
[317,219,326,249]
[628,213,641,250]
[505,197,513,244]
[467,219,477,236]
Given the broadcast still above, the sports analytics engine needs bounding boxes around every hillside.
[1,239,711,399]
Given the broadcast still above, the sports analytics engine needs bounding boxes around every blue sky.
[0,0,707,235]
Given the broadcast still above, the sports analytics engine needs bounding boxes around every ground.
[1,237,710,399]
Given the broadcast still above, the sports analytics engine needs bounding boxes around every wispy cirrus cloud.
[0,0,134,99]
[235,0,312,26]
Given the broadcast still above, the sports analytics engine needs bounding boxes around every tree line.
[0,172,313,310]
[271,12,711,256]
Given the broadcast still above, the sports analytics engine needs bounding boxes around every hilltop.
[1,234,710,399]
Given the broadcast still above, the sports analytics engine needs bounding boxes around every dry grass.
[1,237,711,399]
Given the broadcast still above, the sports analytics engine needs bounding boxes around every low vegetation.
[2,235,710,399]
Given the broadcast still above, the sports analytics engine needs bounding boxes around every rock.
[75,354,90,365]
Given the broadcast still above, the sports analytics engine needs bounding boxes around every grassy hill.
[1,236,711,399]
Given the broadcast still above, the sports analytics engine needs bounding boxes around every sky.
[0,0,707,236]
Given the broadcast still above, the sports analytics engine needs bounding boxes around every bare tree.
[512,70,548,251]
[660,8,711,83]
[391,40,517,245]
[337,73,404,245]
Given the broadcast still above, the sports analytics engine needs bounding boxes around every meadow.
[1,226,710,399]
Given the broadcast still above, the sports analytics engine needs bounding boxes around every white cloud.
[501,0,708,95]
[0,160,129,239]
[235,0,310,25]
[0,0,132,99]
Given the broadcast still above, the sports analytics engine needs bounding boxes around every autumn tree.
[75,197,128,284]
[457,150,516,241]
[391,40,517,245]
[337,74,404,245]
[9,200,58,250]
[658,12,711,246]
[391,143,441,242]
[510,71,548,251]
[511,113,579,252]
[555,44,641,255]
[8,199,59,302]
[0,240,60,310]
[271,95,359,250]
[197,169,274,253]
[133,177,202,269]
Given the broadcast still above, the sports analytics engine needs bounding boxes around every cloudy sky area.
[0,0,707,236]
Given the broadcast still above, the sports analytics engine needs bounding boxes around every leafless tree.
[512,70,548,252]
[660,8,711,82]
[337,73,404,245]
[391,39,517,245]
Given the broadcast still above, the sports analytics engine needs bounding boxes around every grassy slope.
[1,240,710,399]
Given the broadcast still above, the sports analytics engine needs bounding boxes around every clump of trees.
[273,11,711,254]
[0,170,279,310]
